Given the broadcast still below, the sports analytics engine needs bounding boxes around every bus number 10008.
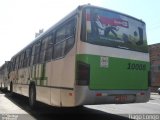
[127,63,146,71]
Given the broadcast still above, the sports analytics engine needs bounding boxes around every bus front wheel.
[29,84,36,109]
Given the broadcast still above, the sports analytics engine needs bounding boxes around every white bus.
[1,4,150,108]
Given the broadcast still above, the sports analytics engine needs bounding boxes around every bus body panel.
[50,44,77,106]
[36,86,51,105]
[77,54,149,90]
[50,88,61,106]
[77,42,149,90]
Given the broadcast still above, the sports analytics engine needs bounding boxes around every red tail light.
[77,62,90,85]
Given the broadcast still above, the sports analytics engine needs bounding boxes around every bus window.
[54,41,65,59]
[39,37,47,63]
[10,58,14,71]
[31,45,36,65]
[83,8,148,53]
[45,34,54,61]
[12,58,16,71]
[23,48,32,67]
[15,56,20,70]
[65,19,76,54]
[19,52,25,68]
[54,18,76,59]
[54,25,67,59]
[23,51,27,68]
[55,27,66,43]
[33,42,41,65]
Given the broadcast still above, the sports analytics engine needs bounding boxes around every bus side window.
[31,45,36,65]
[33,42,41,65]
[15,56,20,70]
[23,48,32,67]
[23,51,27,68]
[14,58,16,70]
[12,58,15,71]
[39,37,47,63]
[19,52,25,68]
[54,26,66,59]
[64,19,76,54]
[28,48,32,66]
[54,18,76,59]
[45,33,54,61]
[10,59,13,71]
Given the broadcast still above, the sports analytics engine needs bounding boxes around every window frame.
[23,47,32,67]
[53,17,77,60]
[44,33,54,62]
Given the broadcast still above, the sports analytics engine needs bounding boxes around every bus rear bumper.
[75,86,150,106]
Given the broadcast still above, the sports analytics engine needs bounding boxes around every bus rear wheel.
[29,84,36,109]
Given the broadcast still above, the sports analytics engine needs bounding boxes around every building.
[149,43,160,91]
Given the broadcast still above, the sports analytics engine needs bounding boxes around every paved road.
[86,93,160,114]
[0,90,35,120]
[0,90,160,120]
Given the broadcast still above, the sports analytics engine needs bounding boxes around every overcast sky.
[0,0,160,65]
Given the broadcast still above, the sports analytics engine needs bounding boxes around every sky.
[0,0,160,66]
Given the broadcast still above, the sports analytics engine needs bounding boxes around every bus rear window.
[82,7,148,53]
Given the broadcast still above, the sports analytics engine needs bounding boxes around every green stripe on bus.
[76,54,150,90]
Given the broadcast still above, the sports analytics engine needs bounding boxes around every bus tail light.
[96,93,102,96]
[77,62,90,85]
[137,92,145,96]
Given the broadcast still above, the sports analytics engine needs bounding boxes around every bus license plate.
[115,95,127,103]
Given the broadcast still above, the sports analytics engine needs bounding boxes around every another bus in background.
[0,61,10,90]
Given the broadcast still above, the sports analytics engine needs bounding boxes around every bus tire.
[10,82,13,93]
[29,83,36,109]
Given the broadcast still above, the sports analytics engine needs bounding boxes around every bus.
[1,4,150,108]
[0,61,10,90]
